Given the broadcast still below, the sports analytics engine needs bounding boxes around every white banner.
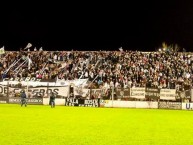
[27,86,69,97]
[74,88,104,98]
[0,78,88,87]
[160,89,176,100]
[0,85,69,97]
[182,103,193,110]
[130,87,145,99]
[74,88,89,97]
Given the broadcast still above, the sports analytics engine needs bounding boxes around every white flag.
[24,43,32,49]
[28,57,32,70]
[119,47,123,52]
[39,47,43,51]
[0,46,5,54]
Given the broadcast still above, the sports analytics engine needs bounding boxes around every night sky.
[1,1,193,51]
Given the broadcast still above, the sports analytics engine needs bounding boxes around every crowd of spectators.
[0,48,193,91]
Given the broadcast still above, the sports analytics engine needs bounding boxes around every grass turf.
[0,104,193,145]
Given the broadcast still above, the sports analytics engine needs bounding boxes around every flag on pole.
[0,46,5,54]
[39,47,43,51]
[28,56,32,70]
[119,47,123,52]
[24,43,32,50]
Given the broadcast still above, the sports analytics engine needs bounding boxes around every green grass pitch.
[0,104,193,145]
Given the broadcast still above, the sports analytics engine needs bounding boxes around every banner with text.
[65,98,100,107]
[182,103,193,110]
[145,87,160,99]
[8,97,43,105]
[158,102,181,110]
[160,89,176,100]
[130,87,145,99]
[0,85,69,98]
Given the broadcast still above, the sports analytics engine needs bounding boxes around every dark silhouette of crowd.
[0,48,193,91]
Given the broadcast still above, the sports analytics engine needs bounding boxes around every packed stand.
[0,49,193,91]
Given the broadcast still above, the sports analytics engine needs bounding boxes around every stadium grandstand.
[0,43,192,103]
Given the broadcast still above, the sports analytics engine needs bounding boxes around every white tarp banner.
[160,89,176,100]
[182,103,193,110]
[0,78,88,87]
[0,85,69,97]
[74,88,105,98]
[130,87,145,99]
